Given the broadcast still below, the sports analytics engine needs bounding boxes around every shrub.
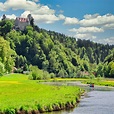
[29,66,51,80]
[50,73,56,78]
[43,70,50,80]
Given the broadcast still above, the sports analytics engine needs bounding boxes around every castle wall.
[15,18,30,31]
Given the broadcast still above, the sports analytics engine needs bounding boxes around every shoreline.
[16,99,80,114]
[0,92,83,114]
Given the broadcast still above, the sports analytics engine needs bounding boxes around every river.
[43,82,114,114]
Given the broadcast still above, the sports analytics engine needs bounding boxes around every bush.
[30,66,42,80]
[50,73,56,78]
[43,71,50,80]
[29,66,51,80]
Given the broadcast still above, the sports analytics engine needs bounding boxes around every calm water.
[43,82,114,114]
[45,90,114,114]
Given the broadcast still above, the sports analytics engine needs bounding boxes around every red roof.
[16,17,29,22]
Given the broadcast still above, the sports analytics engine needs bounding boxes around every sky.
[0,0,114,45]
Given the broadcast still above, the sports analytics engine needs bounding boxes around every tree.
[0,61,4,75]
[96,63,104,77]
[83,60,89,71]
[42,60,49,70]
[108,61,114,77]
[0,37,16,73]
[0,20,14,36]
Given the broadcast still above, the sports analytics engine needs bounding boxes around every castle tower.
[27,14,34,27]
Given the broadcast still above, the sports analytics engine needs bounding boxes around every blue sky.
[0,0,114,44]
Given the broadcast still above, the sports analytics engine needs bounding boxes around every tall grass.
[0,74,83,113]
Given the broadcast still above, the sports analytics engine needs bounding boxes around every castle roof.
[16,17,29,22]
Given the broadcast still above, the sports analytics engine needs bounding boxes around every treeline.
[0,19,114,78]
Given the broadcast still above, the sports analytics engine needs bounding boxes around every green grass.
[83,78,114,87]
[49,78,88,82]
[0,73,28,80]
[49,77,114,87]
[0,74,83,113]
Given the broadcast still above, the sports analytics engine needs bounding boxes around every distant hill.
[0,18,114,78]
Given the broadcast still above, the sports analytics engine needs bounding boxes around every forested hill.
[0,19,114,78]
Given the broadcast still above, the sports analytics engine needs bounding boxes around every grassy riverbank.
[0,74,83,113]
[51,77,114,87]
[83,78,114,87]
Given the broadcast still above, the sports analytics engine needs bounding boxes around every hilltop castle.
[2,14,34,31]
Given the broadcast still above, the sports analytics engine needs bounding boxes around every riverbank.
[49,77,114,87]
[83,78,114,87]
[0,74,84,114]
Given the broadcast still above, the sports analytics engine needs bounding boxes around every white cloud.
[33,14,59,24]
[6,14,16,19]
[98,37,114,45]
[0,2,6,11]
[21,11,61,24]
[68,13,114,44]
[102,23,114,29]
[58,14,65,20]
[105,37,114,44]
[32,6,55,15]
[80,14,114,27]
[0,0,61,24]
[3,0,38,11]
[21,11,31,17]
[64,17,79,25]
[69,27,104,33]
[3,0,54,15]
[32,0,39,2]
[84,13,100,19]
[74,33,96,39]
[0,14,16,20]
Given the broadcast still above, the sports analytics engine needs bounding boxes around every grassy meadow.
[0,74,83,113]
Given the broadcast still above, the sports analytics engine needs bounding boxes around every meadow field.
[0,74,83,113]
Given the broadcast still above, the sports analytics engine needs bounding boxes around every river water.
[43,82,114,114]
[66,91,114,114]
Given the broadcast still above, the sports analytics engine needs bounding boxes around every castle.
[2,14,34,31]
[15,17,29,31]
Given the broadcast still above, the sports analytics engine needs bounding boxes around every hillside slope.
[0,19,114,78]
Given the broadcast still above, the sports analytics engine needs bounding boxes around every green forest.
[0,18,114,79]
